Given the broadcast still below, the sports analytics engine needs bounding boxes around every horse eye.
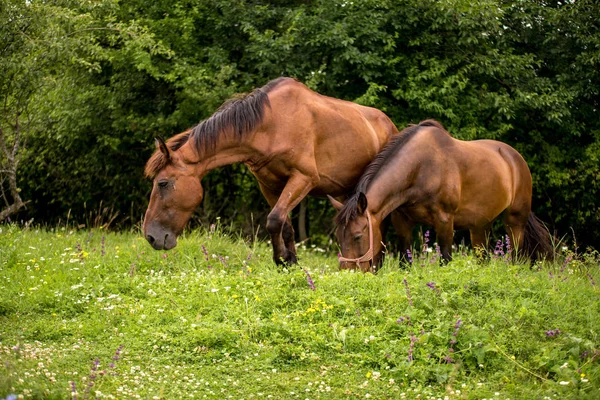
[353,234,363,242]
[158,180,169,189]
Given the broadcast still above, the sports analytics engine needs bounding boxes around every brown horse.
[330,119,552,272]
[143,77,398,265]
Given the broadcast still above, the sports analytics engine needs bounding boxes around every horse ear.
[357,192,368,215]
[327,195,344,211]
[155,136,170,162]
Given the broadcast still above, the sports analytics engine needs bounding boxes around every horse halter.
[338,211,374,271]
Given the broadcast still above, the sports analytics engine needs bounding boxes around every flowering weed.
[0,225,599,399]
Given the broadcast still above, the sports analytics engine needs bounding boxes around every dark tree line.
[2,0,599,249]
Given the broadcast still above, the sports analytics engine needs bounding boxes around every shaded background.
[2,0,599,249]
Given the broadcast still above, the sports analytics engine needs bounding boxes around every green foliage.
[3,0,600,248]
[1,226,600,398]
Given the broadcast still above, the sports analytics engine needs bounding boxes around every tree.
[1,0,169,225]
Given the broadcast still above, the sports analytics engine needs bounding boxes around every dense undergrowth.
[1,224,599,399]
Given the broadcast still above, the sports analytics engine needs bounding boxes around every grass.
[1,223,599,399]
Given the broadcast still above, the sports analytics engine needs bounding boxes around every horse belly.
[453,170,512,229]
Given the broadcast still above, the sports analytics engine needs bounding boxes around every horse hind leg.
[503,210,528,261]
[469,224,492,258]
[434,212,455,263]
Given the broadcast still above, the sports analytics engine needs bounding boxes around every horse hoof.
[274,251,298,266]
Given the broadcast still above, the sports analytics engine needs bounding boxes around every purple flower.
[406,249,413,264]
[403,278,413,307]
[588,273,596,286]
[560,255,572,274]
[494,239,504,258]
[201,245,209,261]
[435,243,442,258]
[545,328,561,337]
[70,381,77,399]
[408,334,418,362]
[426,281,440,293]
[303,269,316,290]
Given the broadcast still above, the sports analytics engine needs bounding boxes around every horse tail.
[522,212,554,261]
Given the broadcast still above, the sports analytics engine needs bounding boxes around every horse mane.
[144,77,292,178]
[336,119,447,225]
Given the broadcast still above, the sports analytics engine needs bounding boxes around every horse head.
[329,193,383,273]
[143,136,204,250]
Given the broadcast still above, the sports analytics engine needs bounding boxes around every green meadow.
[1,224,599,399]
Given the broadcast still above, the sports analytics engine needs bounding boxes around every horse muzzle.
[144,223,178,250]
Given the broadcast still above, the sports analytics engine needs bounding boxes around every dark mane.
[191,77,291,154]
[336,119,446,225]
[144,77,291,178]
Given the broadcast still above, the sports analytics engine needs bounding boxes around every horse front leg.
[261,174,317,266]
[390,209,415,265]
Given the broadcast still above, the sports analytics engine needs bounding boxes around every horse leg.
[503,210,528,261]
[260,175,317,265]
[434,213,455,263]
[390,209,415,265]
[470,224,491,258]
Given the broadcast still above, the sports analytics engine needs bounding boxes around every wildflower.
[70,381,78,399]
[201,245,209,261]
[588,273,596,286]
[545,328,561,337]
[403,278,413,307]
[408,334,418,362]
[494,239,504,258]
[434,243,442,259]
[303,269,316,291]
[406,249,413,264]
[426,281,440,293]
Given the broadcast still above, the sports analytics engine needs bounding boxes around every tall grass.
[0,224,599,399]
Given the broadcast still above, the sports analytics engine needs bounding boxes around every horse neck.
[183,135,255,177]
[364,160,413,221]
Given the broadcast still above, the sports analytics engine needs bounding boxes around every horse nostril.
[146,234,155,245]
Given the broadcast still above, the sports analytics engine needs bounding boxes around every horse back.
[256,80,398,196]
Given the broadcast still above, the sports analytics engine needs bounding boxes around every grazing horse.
[143,77,398,265]
[330,119,552,272]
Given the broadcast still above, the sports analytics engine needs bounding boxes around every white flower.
[559,381,570,385]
